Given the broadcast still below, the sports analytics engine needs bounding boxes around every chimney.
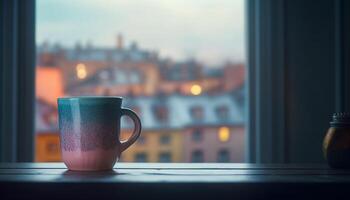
[117,33,123,49]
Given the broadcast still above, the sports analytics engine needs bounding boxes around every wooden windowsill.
[1,163,350,199]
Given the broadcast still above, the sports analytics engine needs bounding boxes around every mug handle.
[120,108,142,152]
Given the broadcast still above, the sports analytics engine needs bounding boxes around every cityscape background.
[35,0,246,162]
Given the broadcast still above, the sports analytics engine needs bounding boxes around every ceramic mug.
[57,97,141,171]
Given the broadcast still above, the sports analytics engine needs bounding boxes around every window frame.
[246,0,287,163]
[247,0,350,163]
[3,0,350,164]
[0,0,35,162]
[217,149,230,163]
[191,128,203,142]
[191,150,204,163]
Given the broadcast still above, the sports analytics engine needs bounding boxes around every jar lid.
[330,112,350,127]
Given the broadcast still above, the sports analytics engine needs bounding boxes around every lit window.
[217,149,230,163]
[76,63,87,79]
[218,126,230,142]
[159,152,172,163]
[190,84,202,95]
[134,153,147,162]
[160,135,171,145]
[191,150,204,163]
[192,129,203,142]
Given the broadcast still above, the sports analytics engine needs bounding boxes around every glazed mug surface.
[58,96,141,171]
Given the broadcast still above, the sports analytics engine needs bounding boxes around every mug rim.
[58,96,123,104]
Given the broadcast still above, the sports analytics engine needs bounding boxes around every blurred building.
[36,66,64,105]
[121,93,244,162]
[37,36,159,97]
[65,61,160,96]
[35,36,246,162]
[35,98,60,162]
[34,92,244,162]
[121,129,183,163]
[35,66,63,162]
[36,38,245,97]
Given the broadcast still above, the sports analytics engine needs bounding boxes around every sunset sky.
[36,0,245,65]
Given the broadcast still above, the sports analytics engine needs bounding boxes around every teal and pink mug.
[57,97,141,171]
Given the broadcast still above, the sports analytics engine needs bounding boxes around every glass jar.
[323,113,350,168]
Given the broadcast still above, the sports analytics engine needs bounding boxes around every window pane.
[191,150,204,163]
[217,149,230,163]
[35,0,246,163]
[159,152,172,163]
[160,135,171,145]
[134,153,148,162]
[192,129,203,142]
